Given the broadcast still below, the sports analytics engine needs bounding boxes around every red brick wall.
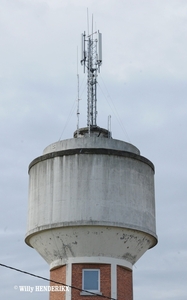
[50,266,66,300]
[49,263,133,300]
[71,263,111,300]
[117,265,133,300]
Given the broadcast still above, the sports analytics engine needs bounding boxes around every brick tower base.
[49,262,133,300]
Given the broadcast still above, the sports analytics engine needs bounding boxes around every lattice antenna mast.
[81,27,102,131]
[76,47,80,137]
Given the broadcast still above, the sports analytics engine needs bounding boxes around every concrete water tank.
[25,126,157,270]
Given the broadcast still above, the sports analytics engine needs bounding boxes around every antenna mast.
[77,47,80,137]
[81,25,102,133]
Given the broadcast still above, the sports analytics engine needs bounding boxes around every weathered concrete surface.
[43,135,140,155]
[28,226,155,266]
[26,135,157,266]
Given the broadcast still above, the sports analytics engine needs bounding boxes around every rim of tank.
[25,222,158,248]
[28,147,155,172]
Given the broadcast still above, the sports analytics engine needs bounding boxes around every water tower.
[25,28,157,300]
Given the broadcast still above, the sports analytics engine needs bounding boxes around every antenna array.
[81,29,102,132]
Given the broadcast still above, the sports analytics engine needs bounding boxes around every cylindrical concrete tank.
[25,127,157,270]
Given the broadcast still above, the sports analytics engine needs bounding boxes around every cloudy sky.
[0,0,187,299]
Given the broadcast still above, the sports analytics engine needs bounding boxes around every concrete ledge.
[29,148,155,172]
[25,223,158,250]
[49,256,133,271]
[80,291,102,296]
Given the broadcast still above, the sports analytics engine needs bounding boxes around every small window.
[81,269,101,295]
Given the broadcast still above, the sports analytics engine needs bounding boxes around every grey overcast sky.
[0,0,187,299]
